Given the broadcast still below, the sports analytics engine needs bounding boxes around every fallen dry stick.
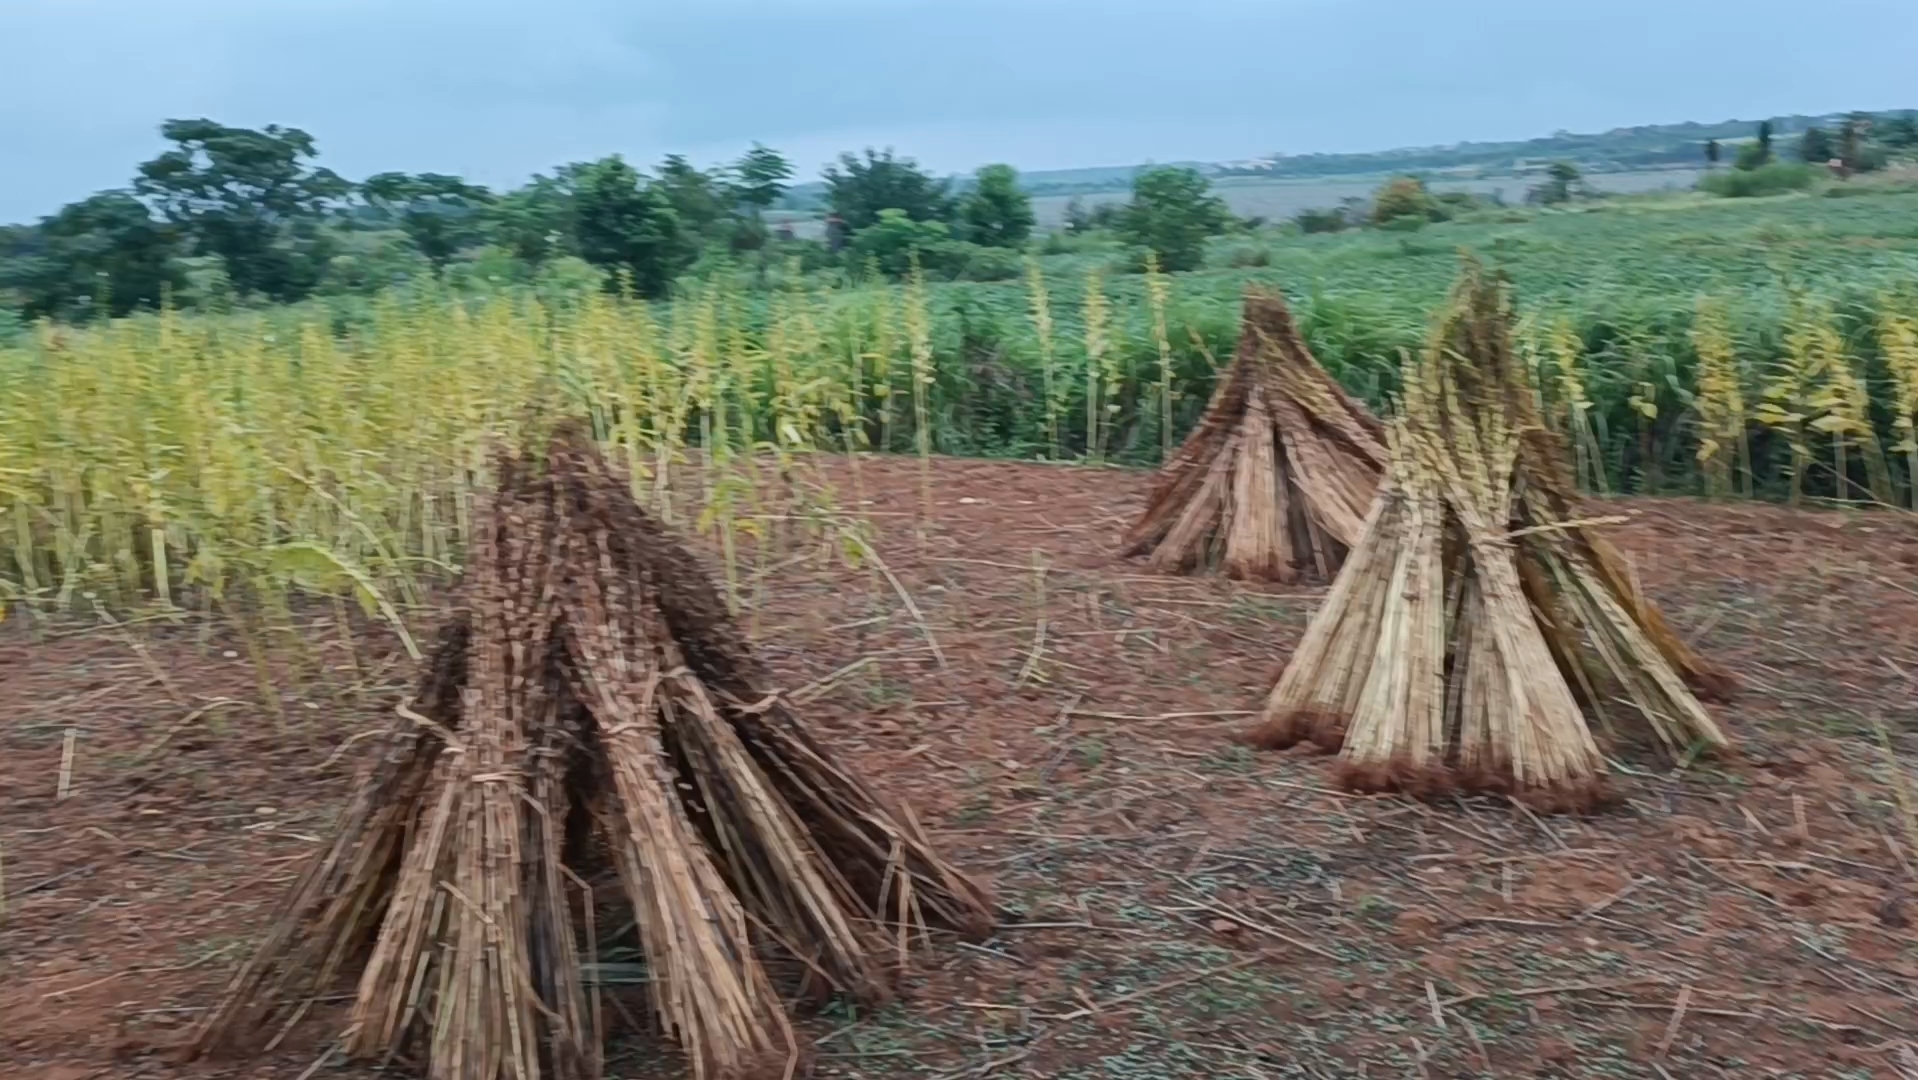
[1441,975,1672,1009]
[1051,951,1276,1022]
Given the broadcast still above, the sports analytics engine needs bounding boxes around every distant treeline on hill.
[778,111,1918,203]
[1214,111,1916,179]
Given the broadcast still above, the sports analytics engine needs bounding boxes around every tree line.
[1706,111,1917,172]
[1695,113,1917,197]
[0,119,1245,324]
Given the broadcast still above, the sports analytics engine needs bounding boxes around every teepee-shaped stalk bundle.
[1124,288,1388,582]
[185,425,993,1080]
[1247,259,1735,810]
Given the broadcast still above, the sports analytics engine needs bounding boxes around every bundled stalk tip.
[185,424,992,1080]
[1124,288,1387,583]
[1245,258,1733,811]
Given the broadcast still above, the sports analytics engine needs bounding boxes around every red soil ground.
[4,456,1917,1079]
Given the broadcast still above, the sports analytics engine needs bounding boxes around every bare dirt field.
[4,456,1918,1080]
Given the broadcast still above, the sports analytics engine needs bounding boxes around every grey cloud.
[4,0,1915,220]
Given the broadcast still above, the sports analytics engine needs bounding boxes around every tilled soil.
[4,456,1917,1080]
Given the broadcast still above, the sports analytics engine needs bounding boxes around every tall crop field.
[6,190,1918,635]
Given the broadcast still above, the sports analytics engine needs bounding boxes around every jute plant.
[1882,296,1918,506]
[1689,296,1752,499]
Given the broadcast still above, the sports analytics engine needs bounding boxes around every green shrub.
[950,242,1022,282]
[1734,141,1771,171]
[1225,245,1272,268]
[1432,191,1485,218]
[1527,161,1584,206]
[850,209,953,278]
[1371,176,1438,226]
[1112,246,1163,275]
[1117,167,1230,271]
[957,164,1035,247]
[1040,228,1120,257]
[768,237,838,274]
[1294,207,1349,234]
[318,234,434,296]
[1698,163,1818,198]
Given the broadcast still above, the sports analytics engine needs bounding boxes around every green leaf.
[267,542,419,659]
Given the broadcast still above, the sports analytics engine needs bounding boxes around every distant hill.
[782,109,1913,208]
[1209,112,1906,180]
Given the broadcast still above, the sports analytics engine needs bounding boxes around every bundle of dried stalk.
[1124,287,1387,582]
[1245,258,1731,811]
[185,425,992,1080]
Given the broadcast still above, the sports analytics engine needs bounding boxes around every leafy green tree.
[4,192,186,320]
[568,156,690,298]
[134,119,349,301]
[359,172,494,272]
[849,208,951,278]
[823,149,953,232]
[1798,127,1834,164]
[957,164,1035,248]
[492,172,578,266]
[1734,121,1776,170]
[1886,112,1918,150]
[0,224,32,315]
[1838,113,1883,173]
[1293,206,1348,234]
[1118,167,1229,272]
[654,154,734,246]
[732,144,794,214]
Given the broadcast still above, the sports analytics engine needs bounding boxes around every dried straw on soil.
[1123,287,1388,583]
[1246,259,1735,810]
[183,425,993,1080]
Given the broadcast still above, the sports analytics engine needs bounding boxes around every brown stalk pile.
[183,425,993,1080]
[1123,287,1388,582]
[1245,259,1736,811]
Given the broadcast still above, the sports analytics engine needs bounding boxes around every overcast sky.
[5,0,1915,222]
